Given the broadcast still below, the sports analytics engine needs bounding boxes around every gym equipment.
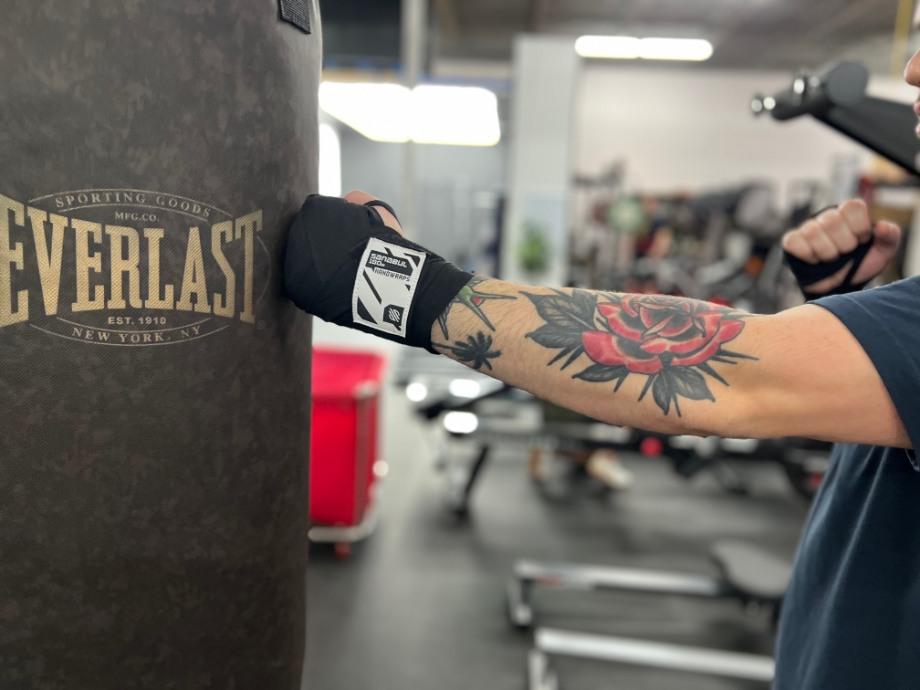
[517,542,790,689]
[410,366,826,510]
[421,378,539,515]
[309,348,387,558]
[0,4,320,689]
[509,541,790,629]
[752,61,920,177]
[529,630,774,690]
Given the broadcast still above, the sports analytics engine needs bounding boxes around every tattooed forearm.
[430,277,888,446]
[433,277,757,423]
[437,276,516,339]
[434,331,502,371]
[524,290,755,416]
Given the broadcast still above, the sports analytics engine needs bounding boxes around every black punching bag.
[0,2,320,688]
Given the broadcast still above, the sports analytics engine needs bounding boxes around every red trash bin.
[309,347,387,552]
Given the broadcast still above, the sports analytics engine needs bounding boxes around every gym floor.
[304,381,810,690]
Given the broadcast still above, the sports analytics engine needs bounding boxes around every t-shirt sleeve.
[814,276,920,465]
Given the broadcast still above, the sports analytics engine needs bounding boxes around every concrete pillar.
[501,36,580,286]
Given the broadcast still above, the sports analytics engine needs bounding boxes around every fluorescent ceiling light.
[575,35,641,59]
[576,35,713,62]
[319,82,501,146]
[640,37,714,61]
[411,85,501,146]
[319,82,411,143]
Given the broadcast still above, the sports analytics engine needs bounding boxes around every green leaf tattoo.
[438,276,516,339]
[434,332,502,371]
[523,289,599,370]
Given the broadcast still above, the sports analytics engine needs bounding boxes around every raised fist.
[782,199,901,297]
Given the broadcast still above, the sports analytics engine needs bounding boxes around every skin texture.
[432,278,908,447]
[343,191,909,448]
[436,275,516,340]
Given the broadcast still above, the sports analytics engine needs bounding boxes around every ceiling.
[431,0,904,71]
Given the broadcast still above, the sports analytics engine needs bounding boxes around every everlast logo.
[0,190,270,346]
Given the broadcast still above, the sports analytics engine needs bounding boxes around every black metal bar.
[754,61,920,177]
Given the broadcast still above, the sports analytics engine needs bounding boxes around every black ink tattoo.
[524,290,754,416]
[435,331,502,371]
[437,276,516,339]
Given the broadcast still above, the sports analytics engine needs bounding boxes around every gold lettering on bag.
[175,227,210,314]
[71,218,105,313]
[0,195,28,325]
[1,190,270,346]
[235,211,261,324]
[26,208,66,316]
[106,225,143,309]
[144,228,175,310]
[211,220,236,319]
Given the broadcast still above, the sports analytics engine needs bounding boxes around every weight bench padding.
[711,541,791,602]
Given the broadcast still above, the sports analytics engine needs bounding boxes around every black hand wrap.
[784,205,876,299]
[283,195,472,352]
[784,238,874,299]
[364,199,400,223]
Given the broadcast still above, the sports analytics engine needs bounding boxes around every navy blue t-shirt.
[774,276,920,689]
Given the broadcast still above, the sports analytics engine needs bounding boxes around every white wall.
[338,129,505,263]
[574,64,914,197]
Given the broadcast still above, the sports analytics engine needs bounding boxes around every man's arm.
[432,278,909,447]
[283,191,908,448]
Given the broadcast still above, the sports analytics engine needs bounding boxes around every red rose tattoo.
[582,297,745,373]
[524,291,754,416]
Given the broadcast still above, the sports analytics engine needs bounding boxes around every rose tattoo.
[524,290,755,416]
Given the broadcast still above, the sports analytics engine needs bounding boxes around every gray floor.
[304,388,810,690]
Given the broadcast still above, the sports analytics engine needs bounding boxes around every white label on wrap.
[352,238,427,339]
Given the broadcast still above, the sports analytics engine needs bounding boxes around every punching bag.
[0,2,320,689]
